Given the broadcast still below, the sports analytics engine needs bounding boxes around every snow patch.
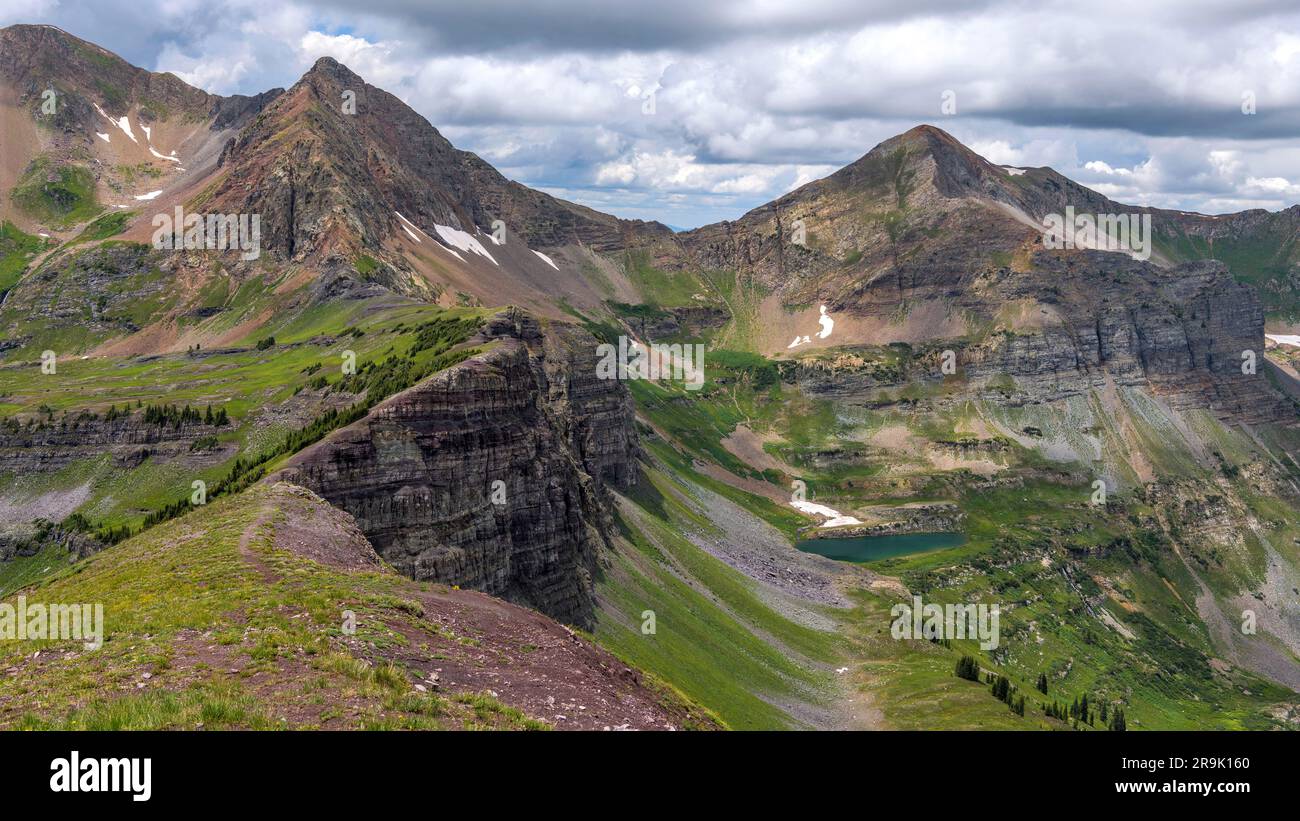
[791,500,863,528]
[434,224,498,265]
[787,304,836,349]
[134,190,162,201]
[533,250,558,270]
[149,145,181,163]
[816,304,834,339]
[1003,166,1026,176]
[1266,334,1300,347]
[94,103,137,143]
[95,132,111,143]
[393,211,424,243]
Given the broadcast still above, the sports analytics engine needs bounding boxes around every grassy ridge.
[0,485,546,730]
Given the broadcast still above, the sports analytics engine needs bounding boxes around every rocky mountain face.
[0,24,219,125]
[671,125,1297,305]
[0,25,278,223]
[272,310,638,626]
[205,56,671,267]
[795,251,1290,423]
[667,125,1295,424]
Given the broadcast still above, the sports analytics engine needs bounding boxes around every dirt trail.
[237,508,280,584]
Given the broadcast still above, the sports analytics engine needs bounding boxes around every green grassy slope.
[0,484,551,730]
[0,298,486,538]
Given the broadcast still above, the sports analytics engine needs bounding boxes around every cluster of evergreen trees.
[1041,691,1125,730]
[954,657,1025,715]
[955,655,981,681]
[1069,694,1094,726]
[959,661,1127,729]
[140,403,229,428]
[1108,706,1127,731]
[986,672,1026,716]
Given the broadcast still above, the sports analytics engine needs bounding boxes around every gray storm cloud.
[5,0,1298,226]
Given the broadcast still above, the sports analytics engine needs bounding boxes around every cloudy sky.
[5,0,1300,228]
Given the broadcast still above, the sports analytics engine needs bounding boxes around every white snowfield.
[149,145,181,163]
[1003,166,1026,176]
[94,103,136,143]
[134,190,162,201]
[788,304,836,349]
[434,224,498,265]
[791,500,863,528]
[394,212,499,265]
[1266,334,1300,347]
[96,132,111,143]
[816,304,834,338]
[533,250,559,270]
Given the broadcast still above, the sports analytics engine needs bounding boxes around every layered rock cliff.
[791,250,1290,423]
[272,310,638,627]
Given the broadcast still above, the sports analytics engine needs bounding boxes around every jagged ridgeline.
[0,23,1298,731]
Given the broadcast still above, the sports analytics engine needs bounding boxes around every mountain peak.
[900,123,963,144]
[299,55,364,89]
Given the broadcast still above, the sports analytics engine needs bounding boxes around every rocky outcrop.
[272,310,638,627]
[792,252,1292,424]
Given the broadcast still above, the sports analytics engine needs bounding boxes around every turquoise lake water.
[795,531,967,562]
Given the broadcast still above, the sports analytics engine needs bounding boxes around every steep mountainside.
[273,310,639,626]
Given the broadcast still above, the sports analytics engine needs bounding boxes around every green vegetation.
[1154,220,1300,317]
[70,210,134,245]
[354,254,379,276]
[0,485,552,730]
[10,157,103,228]
[0,220,49,297]
[604,328,1300,729]
[595,458,841,729]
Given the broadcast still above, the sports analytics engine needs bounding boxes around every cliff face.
[273,311,638,627]
[792,250,1291,424]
